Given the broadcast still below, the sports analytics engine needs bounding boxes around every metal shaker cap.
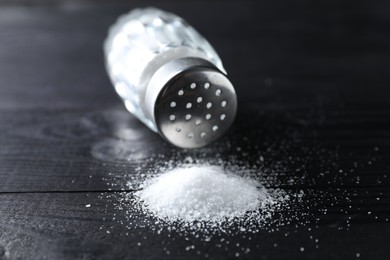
[145,57,237,149]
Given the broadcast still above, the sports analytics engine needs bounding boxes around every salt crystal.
[135,165,275,224]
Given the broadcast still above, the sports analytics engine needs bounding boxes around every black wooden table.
[1,1,390,259]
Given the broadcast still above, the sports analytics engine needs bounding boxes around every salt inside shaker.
[104,7,237,148]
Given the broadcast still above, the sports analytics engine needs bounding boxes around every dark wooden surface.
[1,1,390,259]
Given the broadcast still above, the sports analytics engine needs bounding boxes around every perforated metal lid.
[145,58,237,149]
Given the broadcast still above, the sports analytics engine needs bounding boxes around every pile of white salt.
[135,165,284,225]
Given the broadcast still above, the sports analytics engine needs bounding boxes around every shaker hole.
[206,102,212,109]
[190,83,196,89]
[197,97,203,103]
[204,82,210,89]
[185,114,192,120]
[212,125,219,132]
[205,114,212,120]
[170,101,176,108]
[195,119,201,126]
[221,100,227,107]
[215,89,221,96]
[178,90,184,96]
[186,102,192,109]
[176,127,181,132]
[187,133,194,139]
[220,114,226,120]
[169,115,176,121]
[200,132,206,138]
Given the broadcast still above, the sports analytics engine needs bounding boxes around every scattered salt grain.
[85,204,91,208]
[96,105,383,258]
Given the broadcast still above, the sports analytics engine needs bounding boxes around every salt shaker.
[104,7,237,148]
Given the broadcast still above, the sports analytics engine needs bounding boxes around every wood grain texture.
[0,191,389,260]
[0,1,390,259]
